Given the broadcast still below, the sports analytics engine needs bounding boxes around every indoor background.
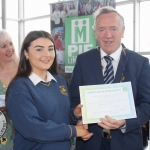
[0,0,150,58]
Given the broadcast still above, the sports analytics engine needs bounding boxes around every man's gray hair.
[93,6,125,29]
[0,29,12,43]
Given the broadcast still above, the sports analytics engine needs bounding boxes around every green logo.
[123,87,127,91]
[65,15,96,73]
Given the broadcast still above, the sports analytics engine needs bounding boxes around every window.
[116,4,133,50]
[49,0,60,2]
[140,1,150,52]
[24,0,50,18]
[0,0,2,18]
[6,20,18,54]
[116,0,129,2]
[24,18,50,36]
[0,19,2,29]
[6,0,18,19]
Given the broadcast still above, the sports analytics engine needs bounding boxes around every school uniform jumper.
[7,74,76,150]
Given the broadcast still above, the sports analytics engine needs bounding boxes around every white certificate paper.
[79,82,137,124]
[0,95,5,107]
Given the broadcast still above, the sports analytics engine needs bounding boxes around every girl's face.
[24,38,55,75]
[88,0,91,3]
[63,4,67,10]
[70,3,74,8]
[55,4,59,10]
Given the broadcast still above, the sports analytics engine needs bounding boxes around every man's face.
[94,12,125,55]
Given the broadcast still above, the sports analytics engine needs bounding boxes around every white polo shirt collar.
[29,71,57,86]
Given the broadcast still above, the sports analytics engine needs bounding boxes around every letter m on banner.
[72,18,89,44]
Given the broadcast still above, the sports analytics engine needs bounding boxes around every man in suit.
[69,6,150,150]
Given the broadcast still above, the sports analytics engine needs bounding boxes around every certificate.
[79,82,137,124]
[0,95,5,107]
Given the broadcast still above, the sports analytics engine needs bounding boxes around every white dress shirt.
[100,45,122,77]
[100,45,126,133]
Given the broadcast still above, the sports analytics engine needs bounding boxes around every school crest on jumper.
[59,86,68,96]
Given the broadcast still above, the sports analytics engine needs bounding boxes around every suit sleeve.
[69,56,82,124]
[126,58,150,133]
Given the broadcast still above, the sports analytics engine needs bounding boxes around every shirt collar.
[29,71,57,86]
[100,45,122,61]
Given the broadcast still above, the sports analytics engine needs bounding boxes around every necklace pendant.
[2,84,7,89]
[1,137,8,145]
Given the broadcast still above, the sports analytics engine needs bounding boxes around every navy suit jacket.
[69,44,150,150]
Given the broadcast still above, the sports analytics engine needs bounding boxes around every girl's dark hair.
[15,30,59,81]
[6,30,59,105]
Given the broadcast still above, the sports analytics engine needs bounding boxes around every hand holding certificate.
[79,82,137,124]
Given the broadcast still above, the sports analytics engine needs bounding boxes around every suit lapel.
[91,49,104,84]
[91,46,128,84]
[113,49,128,83]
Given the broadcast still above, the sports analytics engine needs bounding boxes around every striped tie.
[104,56,114,84]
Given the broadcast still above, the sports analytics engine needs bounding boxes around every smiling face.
[24,38,55,76]
[70,2,75,9]
[0,39,16,63]
[63,4,67,10]
[94,12,125,55]
[88,0,91,4]
[55,4,59,10]
[57,35,61,41]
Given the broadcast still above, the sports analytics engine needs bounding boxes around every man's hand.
[77,120,93,141]
[98,115,125,130]
[74,104,83,118]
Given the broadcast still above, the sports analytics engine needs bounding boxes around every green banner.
[65,15,96,73]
